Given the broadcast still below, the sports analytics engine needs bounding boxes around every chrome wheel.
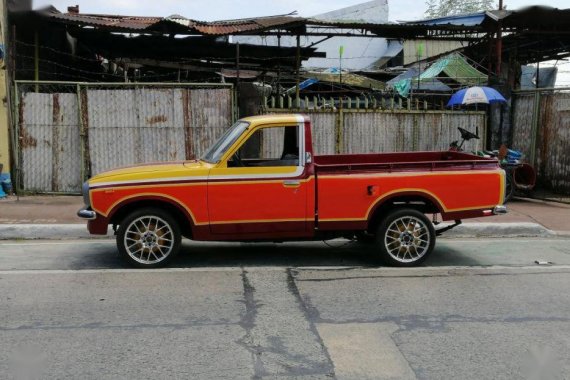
[123,216,174,265]
[384,216,430,263]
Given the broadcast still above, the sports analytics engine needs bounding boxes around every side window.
[229,125,300,168]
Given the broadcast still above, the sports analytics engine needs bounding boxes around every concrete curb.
[438,222,555,238]
[0,224,111,240]
[0,222,558,240]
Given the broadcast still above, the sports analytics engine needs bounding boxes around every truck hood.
[89,160,211,186]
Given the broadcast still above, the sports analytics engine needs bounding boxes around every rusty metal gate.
[13,81,234,193]
[512,89,570,195]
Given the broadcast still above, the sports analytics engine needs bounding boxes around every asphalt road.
[1,237,570,379]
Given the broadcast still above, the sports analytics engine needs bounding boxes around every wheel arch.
[366,191,444,232]
[108,195,195,238]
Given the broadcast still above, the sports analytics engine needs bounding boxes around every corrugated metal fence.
[14,82,234,193]
[512,89,570,195]
[13,81,487,194]
[266,108,486,155]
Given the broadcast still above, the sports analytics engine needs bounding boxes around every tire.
[375,208,436,267]
[116,207,181,268]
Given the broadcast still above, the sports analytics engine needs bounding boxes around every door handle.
[283,180,301,188]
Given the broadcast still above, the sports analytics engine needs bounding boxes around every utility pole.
[295,34,300,103]
[496,0,503,75]
[339,45,344,87]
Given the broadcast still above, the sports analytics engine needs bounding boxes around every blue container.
[2,178,12,194]
[507,149,522,159]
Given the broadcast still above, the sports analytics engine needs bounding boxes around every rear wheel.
[375,208,435,267]
[116,207,181,268]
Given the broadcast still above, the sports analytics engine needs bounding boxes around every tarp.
[391,53,488,97]
[387,67,452,93]
[301,71,385,90]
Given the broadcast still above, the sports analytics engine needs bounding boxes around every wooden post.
[335,104,343,154]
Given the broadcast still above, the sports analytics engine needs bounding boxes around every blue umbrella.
[447,86,507,107]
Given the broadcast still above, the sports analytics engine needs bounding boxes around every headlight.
[82,181,91,206]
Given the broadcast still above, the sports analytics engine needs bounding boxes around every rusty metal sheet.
[187,88,233,158]
[538,93,570,194]
[342,112,483,154]
[414,112,484,152]
[20,93,52,192]
[511,94,535,160]
[53,94,82,192]
[39,8,303,35]
[301,112,336,155]
[87,88,186,175]
[19,92,81,192]
[42,11,161,30]
[342,112,410,154]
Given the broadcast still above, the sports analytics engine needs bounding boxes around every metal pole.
[236,42,240,117]
[496,0,503,76]
[295,34,301,102]
[34,31,39,92]
[536,61,540,88]
[76,84,87,181]
[277,34,281,95]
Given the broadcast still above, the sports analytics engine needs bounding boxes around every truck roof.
[239,114,306,124]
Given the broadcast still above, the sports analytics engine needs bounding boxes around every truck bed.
[314,151,499,173]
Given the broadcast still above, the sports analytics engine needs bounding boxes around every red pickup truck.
[78,114,506,267]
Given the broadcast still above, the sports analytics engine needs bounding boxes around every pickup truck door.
[207,123,309,235]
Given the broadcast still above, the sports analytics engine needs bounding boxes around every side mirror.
[305,152,313,164]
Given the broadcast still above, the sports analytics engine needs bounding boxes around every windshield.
[201,121,249,164]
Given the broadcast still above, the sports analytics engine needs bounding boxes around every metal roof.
[402,12,486,27]
[32,5,570,42]
[37,8,305,35]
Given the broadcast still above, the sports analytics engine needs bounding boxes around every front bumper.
[78,207,109,235]
[77,207,97,220]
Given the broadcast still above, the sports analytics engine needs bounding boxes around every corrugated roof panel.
[38,8,304,35]
[404,12,486,27]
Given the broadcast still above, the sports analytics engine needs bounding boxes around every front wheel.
[375,208,435,267]
[116,207,181,268]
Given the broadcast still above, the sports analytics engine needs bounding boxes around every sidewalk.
[1,194,569,239]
